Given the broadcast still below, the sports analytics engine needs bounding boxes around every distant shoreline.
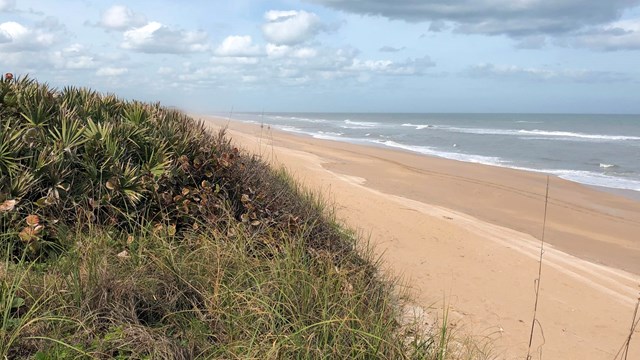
[210,112,640,203]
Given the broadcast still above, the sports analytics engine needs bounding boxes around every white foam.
[343,119,379,128]
[317,131,344,137]
[402,123,433,130]
[268,115,328,123]
[373,140,504,166]
[510,167,640,192]
[277,125,305,134]
[376,139,640,192]
[277,125,363,142]
[439,126,640,141]
[599,163,617,169]
[517,130,640,141]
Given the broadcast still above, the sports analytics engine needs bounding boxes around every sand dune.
[200,115,640,360]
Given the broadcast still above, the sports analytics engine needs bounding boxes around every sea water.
[223,112,640,194]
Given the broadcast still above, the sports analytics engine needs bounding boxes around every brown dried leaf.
[153,223,164,234]
[0,199,16,212]
[33,225,44,235]
[105,179,117,190]
[19,227,37,243]
[26,214,40,226]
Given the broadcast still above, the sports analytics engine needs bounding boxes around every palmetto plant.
[0,76,240,256]
[49,108,87,155]
[1,75,329,261]
[17,79,57,129]
[0,123,24,178]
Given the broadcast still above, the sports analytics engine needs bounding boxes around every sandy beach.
[199,115,640,359]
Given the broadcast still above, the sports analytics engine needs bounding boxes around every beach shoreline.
[198,114,640,359]
[217,112,640,198]
[200,114,640,274]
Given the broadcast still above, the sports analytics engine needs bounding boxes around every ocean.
[224,112,640,195]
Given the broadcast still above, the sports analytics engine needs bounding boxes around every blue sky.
[1,0,639,113]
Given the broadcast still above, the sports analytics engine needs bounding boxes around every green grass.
[0,74,494,359]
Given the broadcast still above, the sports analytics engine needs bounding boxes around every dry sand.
[199,115,640,360]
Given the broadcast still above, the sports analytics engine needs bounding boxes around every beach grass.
[0,75,494,359]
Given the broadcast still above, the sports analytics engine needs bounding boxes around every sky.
[1,0,640,114]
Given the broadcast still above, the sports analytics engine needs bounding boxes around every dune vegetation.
[0,75,484,359]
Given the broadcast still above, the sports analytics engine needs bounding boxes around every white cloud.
[0,51,51,71]
[0,30,9,43]
[264,10,299,22]
[0,21,56,51]
[293,47,318,59]
[214,35,262,57]
[122,22,209,54]
[99,5,146,31]
[278,67,301,78]
[347,56,435,75]
[515,35,547,49]
[1,21,28,38]
[571,19,640,51]
[349,59,393,72]
[379,46,405,52]
[311,0,640,38]
[51,44,97,69]
[266,43,291,58]
[170,64,244,84]
[158,66,173,75]
[265,43,318,59]
[467,63,630,82]
[262,10,323,45]
[211,56,260,65]
[242,75,259,83]
[96,67,129,77]
[0,0,15,12]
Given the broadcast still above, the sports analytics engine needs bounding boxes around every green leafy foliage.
[0,76,250,256]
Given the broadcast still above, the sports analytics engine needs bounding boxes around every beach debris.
[117,250,130,259]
